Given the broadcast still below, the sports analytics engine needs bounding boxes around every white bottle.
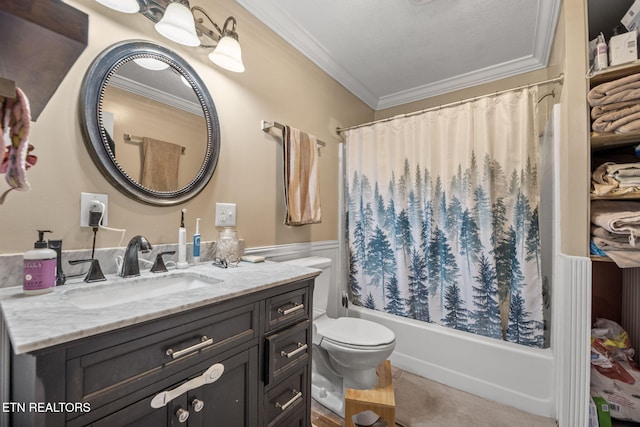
[23,230,57,295]
[596,33,608,71]
[177,209,188,269]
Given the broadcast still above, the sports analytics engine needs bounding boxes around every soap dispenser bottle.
[23,230,57,295]
[596,32,608,71]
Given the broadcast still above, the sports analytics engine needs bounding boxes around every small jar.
[216,228,242,264]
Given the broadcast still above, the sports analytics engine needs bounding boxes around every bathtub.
[347,304,555,417]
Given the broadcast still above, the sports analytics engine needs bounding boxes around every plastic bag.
[590,318,640,422]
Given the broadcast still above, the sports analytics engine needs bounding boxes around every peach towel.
[140,137,181,191]
[283,126,322,225]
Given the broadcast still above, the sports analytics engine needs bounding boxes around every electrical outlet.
[80,193,108,227]
[215,203,236,227]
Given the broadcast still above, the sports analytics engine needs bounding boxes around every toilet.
[284,256,396,416]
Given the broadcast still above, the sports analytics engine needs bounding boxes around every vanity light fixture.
[95,0,245,73]
[96,0,140,13]
[155,1,200,47]
[193,8,245,73]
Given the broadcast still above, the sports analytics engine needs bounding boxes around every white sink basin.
[64,273,221,309]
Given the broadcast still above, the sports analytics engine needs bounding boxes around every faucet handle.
[69,259,107,283]
[151,251,176,273]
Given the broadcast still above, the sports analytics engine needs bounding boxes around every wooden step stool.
[344,360,395,427]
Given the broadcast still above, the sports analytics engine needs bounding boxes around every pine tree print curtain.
[345,88,545,347]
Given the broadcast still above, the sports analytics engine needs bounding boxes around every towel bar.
[261,120,326,147]
[123,133,186,155]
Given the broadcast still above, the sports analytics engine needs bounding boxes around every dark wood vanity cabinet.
[9,278,313,427]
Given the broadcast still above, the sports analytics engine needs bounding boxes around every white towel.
[591,200,640,246]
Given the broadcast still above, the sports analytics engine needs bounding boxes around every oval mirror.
[79,40,220,205]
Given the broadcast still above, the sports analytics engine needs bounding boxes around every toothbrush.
[193,218,201,265]
[177,208,188,269]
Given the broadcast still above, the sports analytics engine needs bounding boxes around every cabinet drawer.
[270,406,307,427]
[66,302,258,409]
[265,286,310,331]
[264,366,308,427]
[264,320,310,387]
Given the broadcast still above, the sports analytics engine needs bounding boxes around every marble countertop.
[0,261,319,355]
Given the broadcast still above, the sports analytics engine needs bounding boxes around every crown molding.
[236,0,560,111]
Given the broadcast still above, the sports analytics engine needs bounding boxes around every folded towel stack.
[588,73,640,134]
[591,200,640,267]
[592,162,640,196]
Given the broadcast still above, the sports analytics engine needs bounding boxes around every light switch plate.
[215,203,236,227]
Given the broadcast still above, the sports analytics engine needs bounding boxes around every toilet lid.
[318,317,395,347]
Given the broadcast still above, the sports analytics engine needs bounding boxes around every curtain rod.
[336,74,564,135]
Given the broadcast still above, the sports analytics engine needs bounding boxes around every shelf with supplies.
[591,192,640,200]
[589,60,640,86]
[590,255,614,263]
[588,58,640,267]
[591,132,640,151]
[589,61,640,152]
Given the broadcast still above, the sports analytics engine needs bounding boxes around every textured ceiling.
[235,0,561,110]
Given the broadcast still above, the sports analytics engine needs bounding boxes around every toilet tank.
[283,257,332,312]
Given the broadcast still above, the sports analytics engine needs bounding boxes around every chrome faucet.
[120,235,152,278]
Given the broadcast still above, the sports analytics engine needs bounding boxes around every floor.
[311,366,557,427]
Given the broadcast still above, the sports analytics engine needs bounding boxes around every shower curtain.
[345,87,544,347]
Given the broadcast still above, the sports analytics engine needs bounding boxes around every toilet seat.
[316,317,395,347]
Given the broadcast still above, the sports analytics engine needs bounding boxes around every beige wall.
[1,1,582,258]
[0,0,373,254]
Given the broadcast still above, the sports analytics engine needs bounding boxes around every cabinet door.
[187,346,258,427]
[79,346,258,427]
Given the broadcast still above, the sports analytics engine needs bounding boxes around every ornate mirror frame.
[79,40,220,206]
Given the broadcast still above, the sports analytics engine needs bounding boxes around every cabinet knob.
[191,398,205,412]
[175,407,190,423]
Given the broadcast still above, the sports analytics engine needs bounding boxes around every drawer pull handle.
[150,363,225,408]
[166,336,214,359]
[278,303,304,316]
[280,343,308,359]
[275,389,302,411]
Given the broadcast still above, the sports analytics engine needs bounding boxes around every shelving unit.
[587,37,640,427]
[588,63,640,262]
[0,0,88,120]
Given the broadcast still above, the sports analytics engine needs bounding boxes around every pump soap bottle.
[596,32,608,71]
[24,230,57,295]
[177,209,188,269]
